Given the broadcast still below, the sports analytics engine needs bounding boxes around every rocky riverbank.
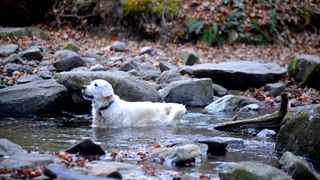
[1,27,320,179]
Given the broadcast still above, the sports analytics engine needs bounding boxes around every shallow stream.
[0,109,279,178]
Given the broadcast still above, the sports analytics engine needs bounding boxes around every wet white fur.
[83,79,186,128]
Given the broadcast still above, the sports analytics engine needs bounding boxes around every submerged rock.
[159,78,213,106]
[0,79,67,117]
[276,104,320,163]
[0,139,23,156]
[218,161,291,180]
[181,61,287,90]
[65,139,105,156]
[204,95,262,113]
[280,151,319,180]
[288,54,320,89]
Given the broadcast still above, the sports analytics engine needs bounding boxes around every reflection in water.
[0,111,279,176]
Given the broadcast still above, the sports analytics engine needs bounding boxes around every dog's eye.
[94,83,98,86]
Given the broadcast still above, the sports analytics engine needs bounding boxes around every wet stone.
[65,139,105,156]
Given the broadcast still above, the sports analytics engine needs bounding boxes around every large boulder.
[276,104,320,163]
[280,151,319,180]
[54,71,161,112]
[288,54,320,89]
[181,61,287,90]
[218,161,291,180]
[159,78,213,106]
[0,79,67,117]
[204,95,262,113]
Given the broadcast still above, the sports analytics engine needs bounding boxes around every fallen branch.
[214,93,288,132]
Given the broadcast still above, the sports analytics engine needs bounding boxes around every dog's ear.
[102,85,114,97]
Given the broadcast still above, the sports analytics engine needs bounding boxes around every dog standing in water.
[82,79,186,128]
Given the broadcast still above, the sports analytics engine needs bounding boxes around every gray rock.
[84,48,105,61]
[212,83,228,97]
[119,59,140,72]
[1,154,55,170]
[85,161,145,179]
[3,63,25,73]
[196,140,227,156]
[38,71,53,79]
[18,49,43,61]
[0,44,18,56]
[204,95,262,113]
[54,50,79,59]
[218,161,291,180]
[3,54,25,64]
[39,60,53,67]
[111,41,127,52]
[17,74,42,84]
[83,57,98,65]
[54,56,85,71]
[0,139,23,156]
[139,46,156,55]
[181,61,287,90]
[54,71,161,112]
[63,42,80,52]
[159,61,178,72]
[127,69,141,77]
[176,49,199,65]
[65,139,105,156]
[0,79,67,117]
[288,54,320,89]
[85,161,121,179]
[148,144,203,166]
[159,78,213,106]
[157,70,188,84]
[0,27,50,40]
[280,151,319,180]
[90,64,106,71]
[276,104,320,163]
[139,61,160,80]
[44,163,111,180]
[265,82,285,97]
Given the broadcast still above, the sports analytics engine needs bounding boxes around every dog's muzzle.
[82,86,94,100]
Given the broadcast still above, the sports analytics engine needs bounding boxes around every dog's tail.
[167,104,186,123]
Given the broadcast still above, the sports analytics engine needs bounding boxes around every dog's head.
[82,79,114,101]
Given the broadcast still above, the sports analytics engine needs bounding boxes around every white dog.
[82,79,186,128]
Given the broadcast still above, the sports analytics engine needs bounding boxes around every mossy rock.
[288,54,320,89]
[219,161,291,180]
[276,104,320,163]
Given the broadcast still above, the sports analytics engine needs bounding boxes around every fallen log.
[214,93,288,132]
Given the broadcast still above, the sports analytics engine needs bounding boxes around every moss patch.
[288,58,298,75]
